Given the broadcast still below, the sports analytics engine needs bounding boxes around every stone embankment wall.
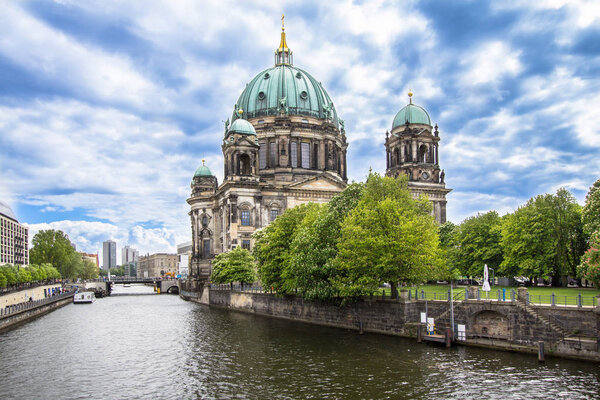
[0,284,63,308]
[183,285,600,362]
[0,293,73,333]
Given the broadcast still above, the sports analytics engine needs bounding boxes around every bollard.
[551,293,555,307]
[477,288,481,301]
[502,288,506,301]
[465,288,469,300]
[445,327,452,348]
[497,289,501,301]
[538,341,545,362]
[417,324,422,343]
[577,294,582,308]
[421,289,425,300]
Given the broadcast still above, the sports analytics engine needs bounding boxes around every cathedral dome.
[194,163,213,177]
[392,94,432,128]
[232,66,339,127]
[229,118,256,135]
[231,19,339,128]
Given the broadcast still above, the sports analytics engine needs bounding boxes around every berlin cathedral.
[187,19,450,278]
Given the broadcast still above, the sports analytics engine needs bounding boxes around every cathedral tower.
[385,92,451,223]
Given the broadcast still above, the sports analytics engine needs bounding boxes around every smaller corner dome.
[194,164,214,178]
[229,119,256,135]
[392,103,432,129]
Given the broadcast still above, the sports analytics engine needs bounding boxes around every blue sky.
[1,0,599,264]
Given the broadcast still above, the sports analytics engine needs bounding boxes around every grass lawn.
[382,284,600,306]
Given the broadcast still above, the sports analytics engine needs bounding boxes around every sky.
[1,0,600,265]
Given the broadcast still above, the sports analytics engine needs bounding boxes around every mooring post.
[445,328,452,347]
[538,341,545,362]
[417,324,422,343]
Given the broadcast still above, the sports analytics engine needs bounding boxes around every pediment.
[287,174,346,191]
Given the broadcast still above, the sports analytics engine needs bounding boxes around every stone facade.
[384,105,451,224]
[137,253,178,278]
[188,288,600,362]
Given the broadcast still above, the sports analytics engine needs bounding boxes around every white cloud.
[460,41,522,87]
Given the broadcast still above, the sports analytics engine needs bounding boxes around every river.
[0,284,598,399]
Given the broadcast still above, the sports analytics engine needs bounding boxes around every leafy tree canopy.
[334,173,442,299]
[582,178,600,237]
[253,203,317,292]
[577,231,600,288]
[453,211,503,278]
[211,247,256,285]
[30,230,76,277]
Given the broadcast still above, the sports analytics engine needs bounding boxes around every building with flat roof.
[0,201,29,265]
[102,240,116,270]
[137,253,178,278]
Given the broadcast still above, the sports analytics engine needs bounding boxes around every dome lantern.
[275,14,293,66]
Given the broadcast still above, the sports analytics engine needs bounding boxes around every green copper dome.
[392,103,432,128]
[194,164,213,177]
[229,118,256,135]
[232,65,339,127]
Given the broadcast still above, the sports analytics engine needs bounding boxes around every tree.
[29,230,76,277]
[439,221,458,250]
[501,189,585,285]
[1,264,17,286]
[582,178,600,237]
[211,247,256,287]
[253,203,317,293]
[80,260,99,280]
[453,211,503,278]
[0,268,7,288]
[17,267,32,284]
[285,183,365,301]
[577,231,600,288]
[334,173,442,299]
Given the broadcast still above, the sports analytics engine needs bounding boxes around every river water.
[0,284,598,399]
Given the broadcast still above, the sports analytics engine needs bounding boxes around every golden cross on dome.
[282,14,285,31]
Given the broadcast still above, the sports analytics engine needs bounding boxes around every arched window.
[240,154,251,175]
[394,148,400,166]
[202,215,208,227]
[419,144,428,163]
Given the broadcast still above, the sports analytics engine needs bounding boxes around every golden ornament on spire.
[408,89,413,104]
[278,14,289,52]
[202,159,205,165]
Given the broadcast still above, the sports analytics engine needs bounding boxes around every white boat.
[123,284,131,288]
[73,292,95,304]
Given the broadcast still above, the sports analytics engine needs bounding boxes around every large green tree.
[453,211,503,278]
[253,203,317,293]
[80,259,99,280]
[334,173,442,299]
[211,247,256,286]
[582,178,600,237]
[285,183,365,301]
[501,189,585,285]
[30,230,76,277]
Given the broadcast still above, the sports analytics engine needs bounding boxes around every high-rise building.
[0,201,29,265]
[102,240,116,270]
[121,245,138,265]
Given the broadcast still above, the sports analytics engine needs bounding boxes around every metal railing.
[0,290,75,319]
[211,283,264,293]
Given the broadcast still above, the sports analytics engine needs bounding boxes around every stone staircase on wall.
[515,300,571,338]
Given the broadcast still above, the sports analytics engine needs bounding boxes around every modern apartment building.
[0,201,29,265]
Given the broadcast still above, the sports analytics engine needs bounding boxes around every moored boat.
[73,292,95,304]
